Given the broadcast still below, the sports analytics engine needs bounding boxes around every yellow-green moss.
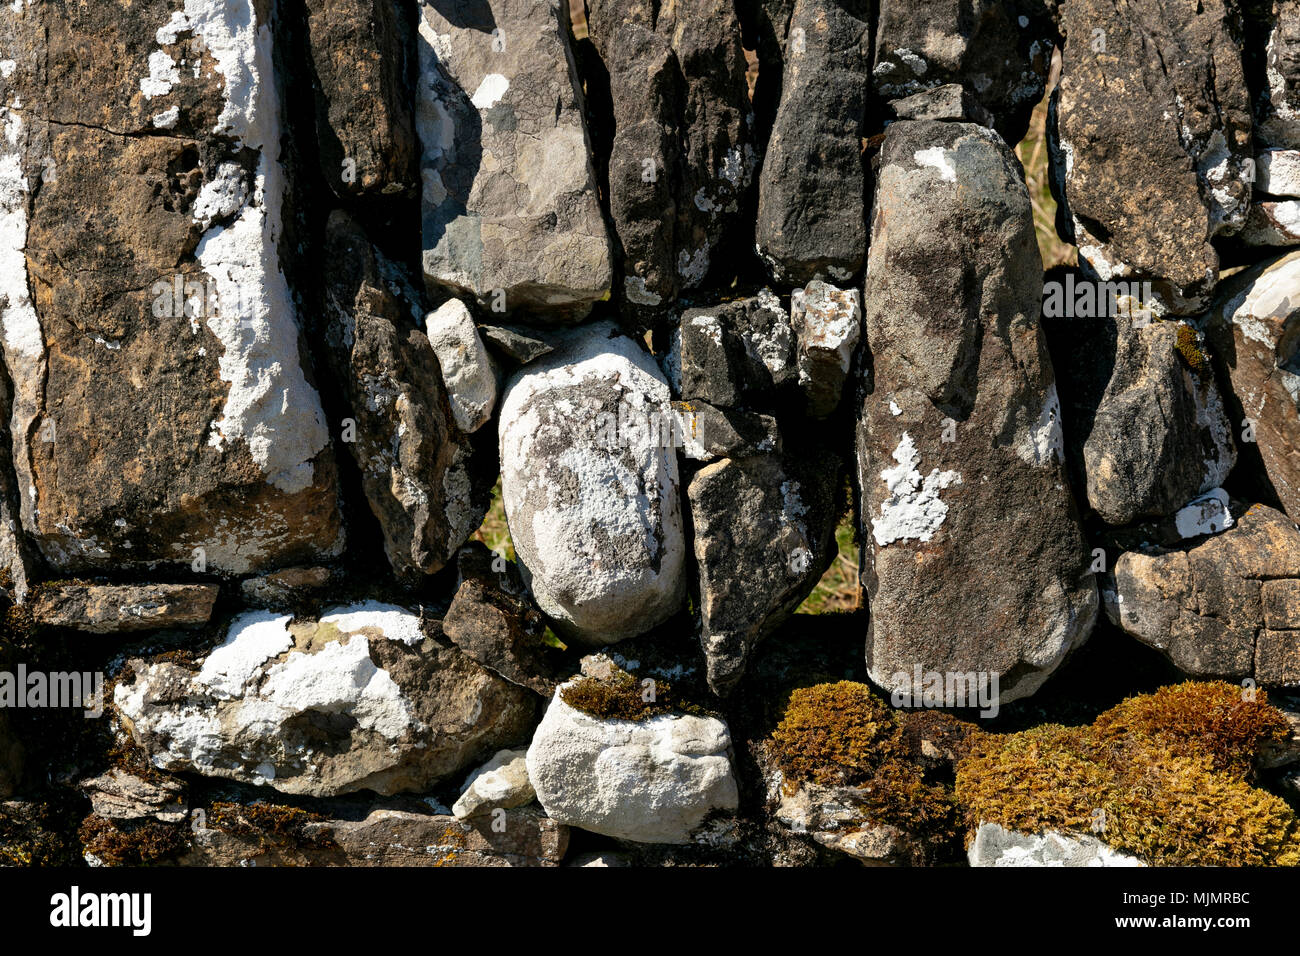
[956,682,1300,867]
[1174,323,1212,378]
[560,669,708,721]
[208,801,336,850]
[78,814,189,866]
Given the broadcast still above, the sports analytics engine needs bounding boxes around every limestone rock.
[425,299,498,434]
[755,0,870,286]
[498,323,686,645]
[239,567,334,609]
[968,822,1146,867]
[322,210,489,579]
[771,778,922,865]
[791,280,862,418]
[114,602,536,797]
[857,121,1097,704]
[0,1,345,574]
[1107,503,1300,684]
[1051,0,1254,313]
[31,583,218,634]
[526,688,740,844]
[452,748,535,820]
[478,324,555,366]
[78,769,186,824]
[1242,201,1300,247]
[416,0,611,318]
[1257,150,1300,197]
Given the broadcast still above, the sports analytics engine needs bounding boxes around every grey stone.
[452,748,535,820]
[792,280,862,418]
[890,84,995,127]
[425,298,498,434]
[31,583,219,634]
[968,822,1146,867]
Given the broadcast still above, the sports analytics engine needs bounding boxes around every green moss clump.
[208,801,336,850]
[560,668,706,721]
[956,682,1300,867]
[769,682,962,838]
[78,814,189,866]
[1174,323,1212,378]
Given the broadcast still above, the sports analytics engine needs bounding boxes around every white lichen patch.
[470,73,509,110]
[1174,487,1234,539]
[1016,382,1065,466]
[872,432,962,546]
[913,146,956,183]
[196,609,294,699]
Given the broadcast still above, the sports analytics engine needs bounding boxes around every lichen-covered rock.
[322,210,489,580]
[968,822,1146,867]
[1079,318,1235,525]
[452,748,535,820]
[526,686,740,844]
[791,280,862,418]
[674,292,796,406]
[1051,0,1254,313]
[1203,250,1300,517]
[755,0,870,286]
[890,83,995,127]
[425,298,498,434]
[78,769,186,824]
[1258,150,1300,197]
[305,0,417,199]
[498,323,685,645]
[0,0,345,574]
[585,0,757,325]
[239,566,333,609]
[857,121,1097,704]
[1248,0,1300,149]
[689,448,841,695]
[30,583,218,634]
[416,0,611,318]
[673,401,781,462]
[114,602,536,797]
[1106,503,1300,685]
[873,0,1054,143]
[1242,200,1300,246]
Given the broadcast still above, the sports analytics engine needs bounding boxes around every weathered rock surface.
[690,448,841,695]
[1242,200,1300,247]
[78,769,186,824]
[1080,318,1235,525]
[755,0,870,286]
[526,688,740,844]
[857,121,1097,704]
[873,0,1053,142]
[31,583,218,634]
[771,778,925,865]
[452,748,535,820]
[673,401,781,462]
[498,323,686,645]
[441,542,565,696]
[1106,503,1300,685]
[890,83,995,127]
[322,211,488,579]
[1203,250,1300,517]
[239,567,333,609]
[416,0,611,317]
[585,1,757,323]
[1051,0,1254,313]
[0,371,32,604]
[305,0,417,199]
[0,1,345,574]
[968,822,1146,867]
[675,291,796,406]
[114,603,536,797]
[478,324,554,366]
[1248,0,1300,149]
[792,280,862,418]
[425,299,498,434]
[1258,150,1300,197]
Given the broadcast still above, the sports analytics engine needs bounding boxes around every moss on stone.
[1174,322,1212,378]
[78,814,189,866]
[560,668,708,721]
[956,682,1300,866]
[208,801,336,850]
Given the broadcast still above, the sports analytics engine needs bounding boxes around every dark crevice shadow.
[426,0,496,33]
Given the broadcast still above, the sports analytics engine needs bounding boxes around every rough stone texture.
[305,0,417,200]
[1203,250,1300,517]
[0,369,32,604]
[1080,318,1235,525]
[0,1,345,574]
[673,401,781,461]
[771,778,922,865]
[689,448,841,695]
[78,769,186,823]
[674,291,796,406]
[873,0,1054,143]
[791,280,862,418]
[416,0,612,318]
[755,0,870,286]
[30,583,218,634]
[425,298,498,433]
[857,121,1097,704]
[498,323,686,645]
[968,822,1146,866]
[322,210,489,580]
[1051,0,1254,313]
[183,802,567,867]
[1248,0,1300,149]
[1242,200,1300,246]
[478,324,554,366]
[1258,150,1300,197]
[452,748,535,820]
[441,542,565,696]
[114,602,536,797]
[239,566,333,609]
[890,83,995,127]
[526,689,740,844]
[1106,503,1300,685]
[585,1,758,325]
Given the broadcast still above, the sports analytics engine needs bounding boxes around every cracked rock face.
[31,583,218,633]
[755,0,870,286]
[1106,503,1300,686]
[673,291,796,407]
[322,211,490,580]
[1051,0,1254,314]
[525,688,740,844]
[1203,250,1300,518]
[584,0,758,328]
[0,1,345,574]
[498,322,686,646]
[857,121,1097,704]
[416,0,612,319]
[114,602,537,798]
[791,280,862,418]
